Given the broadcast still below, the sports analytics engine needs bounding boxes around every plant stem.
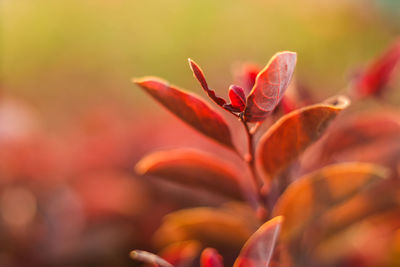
[239,116,267,220]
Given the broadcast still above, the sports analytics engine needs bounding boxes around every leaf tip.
[323,95,351,110]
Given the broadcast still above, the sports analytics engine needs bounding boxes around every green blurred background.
[2,0,399,123]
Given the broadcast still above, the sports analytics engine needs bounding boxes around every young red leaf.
[257,95,350,180]
[188,59,227,107]
[130,250,173,267]
[233,216,283,267]
[225,85,246,112]
[133,77,234,149]
[135,149,244,200]
[244,52,297,122]
[201,248,224,267]
[354,39,400,98]
[272,163,388,243]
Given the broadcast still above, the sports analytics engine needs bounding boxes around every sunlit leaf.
[257,95,350,180]
[135,149,244,200]
[233,216,283,267]
[201,248,224,267]
[273,163,388,243]
[244,52,297,122]
[133,77,234,149]
[130,250,173,267]
[153,206,257,250]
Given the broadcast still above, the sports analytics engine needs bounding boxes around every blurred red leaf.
[189,59,227,107]
[233,63,261,95]
[273,163,388,243]
[133,77,234,149]
[354,39,400,98]
[201,248,224,267]
[135,149,244,200]
[233,216,283,267]
[257,95,350,180]
[158,241,202,267]
[130,250,173,267]
[153,206,257,250]
[244,52,297,122]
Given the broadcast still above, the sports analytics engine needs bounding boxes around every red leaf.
[133,77,234,149]
[233,63,261,95]
[233,216,283,267]
[188,59,227,107]
[130,250,173,267]
[244,52,297,122]
[226,85,246,112]
[159,241,202,267]
[355,39,400,98]
[201,248,224,267]
[257,95,350,180]
[135,149,244,200]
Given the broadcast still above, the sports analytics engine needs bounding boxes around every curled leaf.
[233,216,283,267]
[133,77,234,149]
[188,59,227,107]
[257,95,350,180]
[130,250,173,267]
[244,52,297,122]
[135,149,244,200]
[201,248,224,267]
[273,163,388,243]
[224,85,246,113]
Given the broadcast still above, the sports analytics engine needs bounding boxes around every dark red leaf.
[354,39,400,98]
[188,59,227,107]
[243,52,297,122]
[226,85,246,112]
[135,149,244,200]
[257,95,350,180]
[130,250,173,267]
[133,77,234,149]
[233,216,283,267]
[201,248,224,267]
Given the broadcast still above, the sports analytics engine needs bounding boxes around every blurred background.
[1,0,400,266]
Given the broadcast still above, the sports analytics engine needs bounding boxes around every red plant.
[131,43,400,267]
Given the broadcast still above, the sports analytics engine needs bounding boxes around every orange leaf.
[153,206,257,250]
[158,241,202,267]
[257,95,350,180]
[201,248,224,267]
[133,77,234,149]
[273,163,388,243]
[135,149,244,200]
[233,216,283,267]
[244,52,297,122]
